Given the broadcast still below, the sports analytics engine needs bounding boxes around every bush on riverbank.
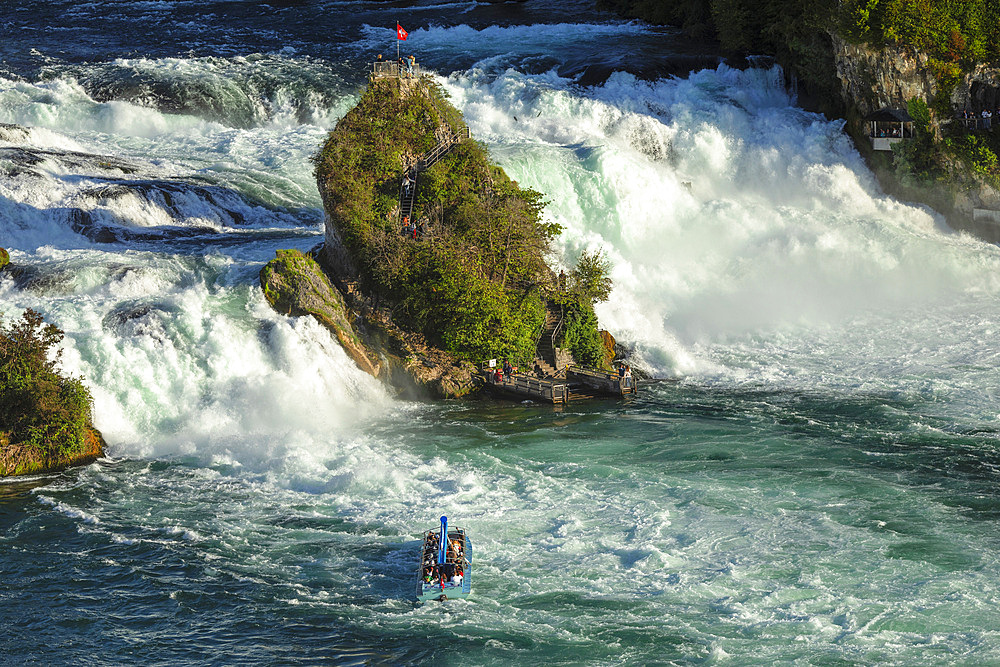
[0,309,102,477]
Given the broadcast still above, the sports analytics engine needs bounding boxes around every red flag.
[397,23,408,41]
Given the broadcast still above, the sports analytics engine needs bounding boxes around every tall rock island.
[261,66,612,398]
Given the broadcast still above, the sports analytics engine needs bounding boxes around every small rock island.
[261,63,617,398]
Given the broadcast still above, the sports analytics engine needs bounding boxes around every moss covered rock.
[314,75,560,367]
[0,248,8,272]
[260,248,379,376]
[259,247,478,398]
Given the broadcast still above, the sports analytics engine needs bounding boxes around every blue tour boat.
[416,516,472,602]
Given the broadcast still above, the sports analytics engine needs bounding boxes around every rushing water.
[4,1,1000,664]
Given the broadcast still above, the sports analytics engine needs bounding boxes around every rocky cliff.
[829,35,1000,237]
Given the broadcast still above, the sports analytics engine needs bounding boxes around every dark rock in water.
[6,264,77,295]
[0,145,139,176]
[102,302,176,344]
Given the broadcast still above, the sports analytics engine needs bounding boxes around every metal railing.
[567,365,636,395]
[953,117,996,131]
[484,365,567,403]
[550,305,564,357]
[372,61,422,79]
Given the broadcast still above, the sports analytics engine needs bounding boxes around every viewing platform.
[481,364,636,405]
[371,60,422,80]
[865,108,914,151]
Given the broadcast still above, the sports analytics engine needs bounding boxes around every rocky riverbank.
[597,0,1000,242]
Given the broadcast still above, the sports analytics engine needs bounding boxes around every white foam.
[36,495,101,524]
[441,66,1000,399]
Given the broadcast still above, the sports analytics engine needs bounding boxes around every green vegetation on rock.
[555,250,614,369]
[1,308,103,477]
[0,248,8,271]
[314,76,570,367]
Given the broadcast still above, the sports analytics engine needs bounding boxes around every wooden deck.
[484,372,569,404]
[482,366,637,404]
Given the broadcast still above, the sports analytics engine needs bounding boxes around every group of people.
[492,359,518,383]
[421,532,466,587]
[873,126,909,138]
[958,107,1000,130]
[400,216,427,239]
[375,53,417,77]
[399,172,428,239]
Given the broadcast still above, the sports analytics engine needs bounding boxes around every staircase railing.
[549,304,565,356]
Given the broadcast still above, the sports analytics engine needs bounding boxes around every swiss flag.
[397,23,408,41]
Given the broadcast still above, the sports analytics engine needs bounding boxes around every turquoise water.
[9,386,1000,663]
[5,1,1000,664]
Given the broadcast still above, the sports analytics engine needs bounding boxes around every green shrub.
[560,302,607,369]
[0,309,93,461]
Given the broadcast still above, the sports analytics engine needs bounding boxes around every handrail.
[550,304,564,357]
[372,61,421,79]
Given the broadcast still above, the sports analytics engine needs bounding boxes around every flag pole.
[396,21,400,62]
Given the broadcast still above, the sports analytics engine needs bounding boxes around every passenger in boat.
[494,368,503,383]
[502,359,513,377]
[452,570,463,586]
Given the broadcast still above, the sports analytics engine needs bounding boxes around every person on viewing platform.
[502,359,513,376]
[407,54,415,75]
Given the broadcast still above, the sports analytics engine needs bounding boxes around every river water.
[4,1,1000,664]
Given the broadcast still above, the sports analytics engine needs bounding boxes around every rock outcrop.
[829,34,1000,236]
[0,426,104,477]
[260,248,378,377]
[260,248,478,399]
[831,35,937,119]
[0,307,105,478]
